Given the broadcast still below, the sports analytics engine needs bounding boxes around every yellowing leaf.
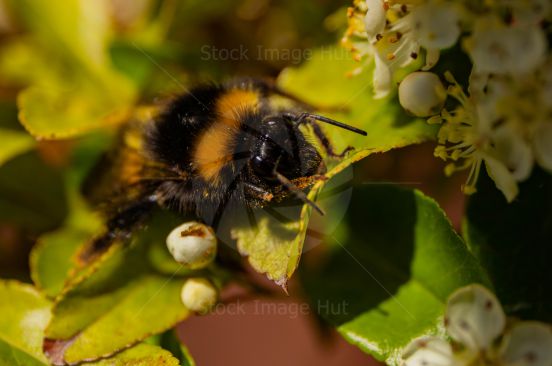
[0,280,183,366]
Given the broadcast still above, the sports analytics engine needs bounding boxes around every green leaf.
[91,344,180,366]
[17,82,133,139]
[0,152,67,233]
[301,185,490,365]
[30,226,98,299]
[160,330,196,366]
[46,339,183,366]
[2,0,136,139]
[30,131,119,298]
[0,281,51,366]
[464,168,552,322]
[0,128,35,166]
[0,280,182,366]
[43,213,190,365]
[232,47,437,288]
[277,47,437,158]
[30,172,103,298]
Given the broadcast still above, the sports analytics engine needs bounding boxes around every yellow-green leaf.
[0,280,182,366]
[0,281,51,366]
[43,214,191,365]
[0,128,35,166]
[3,0,136,138]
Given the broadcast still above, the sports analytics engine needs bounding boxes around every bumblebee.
[81,78,366,261]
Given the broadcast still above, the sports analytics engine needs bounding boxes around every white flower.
[399,71,447,117]
[445,284,505,352]
[409,2,461,50]
[403,285,552,366]
[500,322,552,366]
[364,0,386,41]
[166,221,217,269]
[374,52,394,98]
[181,278,218,314]
[402,337,455,366]
[432,72,535,201]
[493,0,552,25]
[483,153,520,203]
[349,0,461,98]
[466,18,547,76]
[492,125,533,182]
[433,98,488,196]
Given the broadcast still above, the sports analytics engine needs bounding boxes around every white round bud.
[166,221,217,269]
[399,72,447,117]
[180,278,218,314]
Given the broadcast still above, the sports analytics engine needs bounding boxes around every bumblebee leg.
[308,122,354,158]
[243,182,274,204]
[290,175,327,189]
[77,196,157,264]
[269,175,326,204]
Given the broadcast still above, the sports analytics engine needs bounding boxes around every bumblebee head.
[249,116,323,182]
[247,112,367,215]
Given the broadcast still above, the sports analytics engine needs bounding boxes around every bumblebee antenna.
[274,171,325,216]
[285,112,367,136]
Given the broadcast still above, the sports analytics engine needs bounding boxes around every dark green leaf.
[160,330,196,366]
[0,152,67,233]
[301,185,490,364]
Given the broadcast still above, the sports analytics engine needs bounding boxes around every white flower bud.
[445,284,506,351]
[181,278,218,314]
[399,72,446,117]
[166,221,217,269]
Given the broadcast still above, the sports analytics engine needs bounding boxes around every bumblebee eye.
[251,140,281,179]
[251,154,275,177]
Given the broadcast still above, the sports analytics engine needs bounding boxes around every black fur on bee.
[79,78,366,262]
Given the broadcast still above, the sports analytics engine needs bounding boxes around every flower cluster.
[343,0,552,201]
[343,0,461,98]
[402,285,552,366]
